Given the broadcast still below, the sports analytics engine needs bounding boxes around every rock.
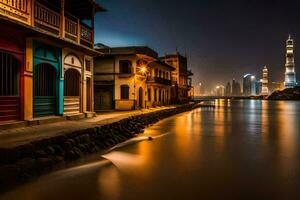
[65,150,77,160]
[63,141,73,151]
[52,145,64,156]
[36,157,54,171]
[77,144,88,154]
[0,147,21,164]
[45,146,55,155]
[73,147,83,158]
[67,139,76,146]
[35,150,47,158]
[15,158,36,175]
[54,156,65,163]
[0,164,21,187]
[19,144,35,157]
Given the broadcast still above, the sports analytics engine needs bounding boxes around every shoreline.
[0,103,203,193]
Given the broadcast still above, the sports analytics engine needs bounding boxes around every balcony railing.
[65,15,78,42]
[80,24,93,48]
[0,0,30,24]
[147,77,172,86]
[34,2,60,35]
[0,1,95,49]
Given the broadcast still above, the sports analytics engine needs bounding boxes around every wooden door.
[86,77,91,111]
[138,87,143,108]
[33,63,56,117]
[0,51,20,121]
[64,69,80,115]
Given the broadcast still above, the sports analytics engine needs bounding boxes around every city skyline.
[95,0,300,92]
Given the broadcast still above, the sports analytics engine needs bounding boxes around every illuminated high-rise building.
[284,35,297,88]
[243,74,256,96]
[261,66,269,95]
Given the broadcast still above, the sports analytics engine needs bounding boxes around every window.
[0,52,19,96]
[120,60,132,74]
[148,88,151,101]
[120,85,130,99]
[159,90,162,101]
[155,69,158,77]
[85,60,91,71]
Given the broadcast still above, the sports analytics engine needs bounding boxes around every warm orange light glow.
[140,66,147,74]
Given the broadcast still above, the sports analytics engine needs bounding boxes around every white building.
[284,35,297,88]
[261,66,269,95]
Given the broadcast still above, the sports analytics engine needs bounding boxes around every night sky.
[94,0,300,93]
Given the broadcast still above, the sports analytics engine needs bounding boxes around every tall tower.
[284,35,297,88]
[261,66,269,95]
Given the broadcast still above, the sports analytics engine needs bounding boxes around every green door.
[33,63,57,117]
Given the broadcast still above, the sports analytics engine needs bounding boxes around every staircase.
[64,96,80,115]
[0,97,20,121]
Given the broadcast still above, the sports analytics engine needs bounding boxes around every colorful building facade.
[0,0,103,123]
[94,46,175,111]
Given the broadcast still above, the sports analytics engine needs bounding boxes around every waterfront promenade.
[0,106,175,148]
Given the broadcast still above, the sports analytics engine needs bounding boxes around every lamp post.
[199,82,202,97]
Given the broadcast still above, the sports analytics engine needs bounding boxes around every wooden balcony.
[0,0,94,49]
[34,2,60,35]
[147,77,172,86]
[34,2,94,48]
[0,0,31,24]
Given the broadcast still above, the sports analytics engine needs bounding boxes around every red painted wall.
[0,24,25,121]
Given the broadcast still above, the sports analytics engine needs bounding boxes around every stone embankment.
[268,86,300,100]
[0,104,200,191]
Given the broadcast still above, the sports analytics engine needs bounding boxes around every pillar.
[24,38,33,120]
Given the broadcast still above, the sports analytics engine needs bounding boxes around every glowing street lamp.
[140,66,147,74]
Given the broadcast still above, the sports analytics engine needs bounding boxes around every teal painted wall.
[33,41,64,116]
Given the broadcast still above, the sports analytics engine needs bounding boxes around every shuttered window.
[0,52,19,96]
[34,63,56,96]
[148,88,151,101]
[119,60,132,74]
[120,85,129,99]
[64,69,80,96]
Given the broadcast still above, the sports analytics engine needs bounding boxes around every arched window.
[0,52,20,96]
[120,85,130,99]
[64,69,80,96]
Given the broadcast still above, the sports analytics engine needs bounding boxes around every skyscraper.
[232,79,241,96]
[284,35,297,88]
[243,74,256,96]
[261,66,269,95]
[225,82,231,96]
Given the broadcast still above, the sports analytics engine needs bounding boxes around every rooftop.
[149,60,176,71]
[95,46,158,59]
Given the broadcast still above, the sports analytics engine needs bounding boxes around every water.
[1,100,300,200]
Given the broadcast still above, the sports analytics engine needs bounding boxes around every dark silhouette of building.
[232,79,241,96]
[225,82,231,96]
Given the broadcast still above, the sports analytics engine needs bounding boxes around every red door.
[0,51,21,122]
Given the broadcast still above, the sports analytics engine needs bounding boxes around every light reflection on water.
[1,100,300,200]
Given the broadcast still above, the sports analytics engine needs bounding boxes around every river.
[1,100,300,200]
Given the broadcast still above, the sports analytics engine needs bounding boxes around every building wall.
[62,48,87,114]
[0,27,26,121]
[94,55,149,110]
[161,54,190,104]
